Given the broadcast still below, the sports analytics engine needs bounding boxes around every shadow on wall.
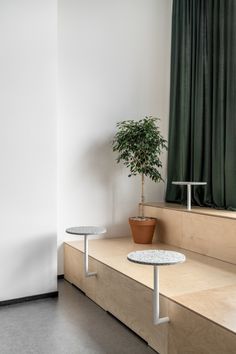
[80,137,138,236]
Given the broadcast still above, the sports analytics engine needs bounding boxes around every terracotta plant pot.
[129,217,157,244]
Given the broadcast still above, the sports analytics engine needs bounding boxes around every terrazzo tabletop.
[172,181,207,185]
[127,250,186,266]
[66,226,107,235]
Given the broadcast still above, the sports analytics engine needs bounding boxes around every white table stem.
[84,235,97,277]
[187,184,192,210]
[172,181,207,210]
[153,266,169,325]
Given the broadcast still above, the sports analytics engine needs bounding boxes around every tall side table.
[127,250,185,325]
[66,226,106,277]
[172,181,207,210]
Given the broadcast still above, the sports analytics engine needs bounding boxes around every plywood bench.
[64,237,236,354]
[144,202,236,264]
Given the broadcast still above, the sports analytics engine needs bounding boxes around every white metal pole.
[84,235,88,276]
[84,235,96,277]
[153,266,169,325]
[153,265,159,324]
[187,184,192,210]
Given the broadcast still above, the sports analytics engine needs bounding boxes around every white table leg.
[153,266,169,325]
[84,235,97,277]
[187,184,192,210]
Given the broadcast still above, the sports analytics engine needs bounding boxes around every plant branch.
[141,173,144,217]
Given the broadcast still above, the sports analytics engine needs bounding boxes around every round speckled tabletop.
[127,250,186,266]
[172,181,207,185]
[66,226,107,236]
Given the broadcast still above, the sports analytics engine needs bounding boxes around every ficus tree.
[112,116,167,218]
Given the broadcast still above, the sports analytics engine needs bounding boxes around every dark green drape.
[166,0,236,210]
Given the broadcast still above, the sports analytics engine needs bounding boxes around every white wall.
[0,0,57,300]
[58,0,172,274]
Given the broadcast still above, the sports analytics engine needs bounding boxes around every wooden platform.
[144,202,236,220]
[64,237,236,354]
[144,203,236,264]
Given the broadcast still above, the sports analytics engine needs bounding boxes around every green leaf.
[112,116,168,183]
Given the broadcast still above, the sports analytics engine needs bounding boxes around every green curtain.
[166,0,236,210]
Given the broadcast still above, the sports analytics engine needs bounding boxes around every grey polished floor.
[0,279,156,354]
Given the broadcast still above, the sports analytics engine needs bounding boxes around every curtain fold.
[166,0,236,210]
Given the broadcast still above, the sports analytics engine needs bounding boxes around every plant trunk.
[140,173,144,217]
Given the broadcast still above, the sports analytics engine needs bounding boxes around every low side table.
[66,226,106,277]
[172,181,207,210]
[127,250,185,325]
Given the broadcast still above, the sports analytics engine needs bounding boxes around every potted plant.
[112,116,167,244]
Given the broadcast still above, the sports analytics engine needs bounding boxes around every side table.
[172,181,207,210]
[66,226,106,277]
[127,249,185,325]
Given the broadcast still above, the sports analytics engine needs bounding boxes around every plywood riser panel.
[144,206,236,264]
[64,244,236,354]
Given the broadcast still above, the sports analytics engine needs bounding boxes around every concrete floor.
[0,279,156,354]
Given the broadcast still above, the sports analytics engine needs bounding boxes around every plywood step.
[144,202,236,264]
[64,237,236,354]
